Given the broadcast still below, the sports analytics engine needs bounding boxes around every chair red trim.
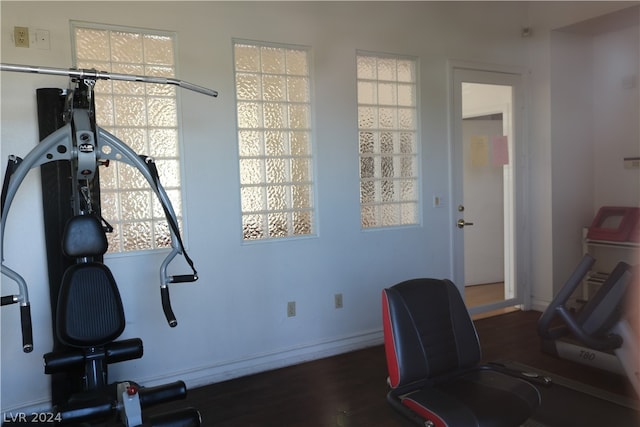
[402,398,447,427]
[382,290,400,388]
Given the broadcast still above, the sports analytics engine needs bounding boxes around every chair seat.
[395,369,540,427]
[382,278,541,427]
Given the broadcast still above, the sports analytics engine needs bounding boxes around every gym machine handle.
[1,296,33,352]
[169,274,198,283]
[56,399,113,424]
[20,304,33,353]
[139,381,187,408]
[161,286,178,328]
[1,295,17,305]
[143,407,201,427]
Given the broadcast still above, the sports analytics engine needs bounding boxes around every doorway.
[449,63,528,316]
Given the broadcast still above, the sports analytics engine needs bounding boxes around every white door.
[449,63,529,316]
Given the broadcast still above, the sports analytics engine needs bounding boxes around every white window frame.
[233,39,317,241]
[71,21,185,254]
[357,51,421,229]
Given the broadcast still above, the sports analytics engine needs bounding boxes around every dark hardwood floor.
[148,310,637,427]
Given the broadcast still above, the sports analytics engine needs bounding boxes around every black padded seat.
[57,262,125,347]
[56,215,125,347]
[382,278,541,427]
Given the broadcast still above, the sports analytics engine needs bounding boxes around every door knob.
[457,219,474,229]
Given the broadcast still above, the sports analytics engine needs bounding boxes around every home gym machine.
[538,254,640,398]
[1,63,217,426]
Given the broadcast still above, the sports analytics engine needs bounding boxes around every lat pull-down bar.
[0,63,218,98]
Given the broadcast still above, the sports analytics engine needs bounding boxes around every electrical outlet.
[287,301,296,317]
[334,293,343,309]
[14,26,29,48]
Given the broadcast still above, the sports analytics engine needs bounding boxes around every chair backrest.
[56,215,125,347]
[382,278,481,389]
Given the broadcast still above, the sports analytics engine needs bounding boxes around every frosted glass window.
[72,22,181,253]
[357,53,419,228]
[234,40,315,240]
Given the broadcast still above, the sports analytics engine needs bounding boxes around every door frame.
[447,60,531,315]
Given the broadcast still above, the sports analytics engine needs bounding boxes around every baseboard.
[1,329,384,418]
[2,400,53,422]
[131,328,385,390]
[530,298,549,313]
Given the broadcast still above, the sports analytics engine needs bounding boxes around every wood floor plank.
[146,310,636,426]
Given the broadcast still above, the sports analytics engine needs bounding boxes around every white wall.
[593,23,640,208]
[550,29,596,291]
[548,7,640,293]
[1,0,637,414]
[526,1,638,308]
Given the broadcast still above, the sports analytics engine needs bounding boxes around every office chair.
[382,278,541,427]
